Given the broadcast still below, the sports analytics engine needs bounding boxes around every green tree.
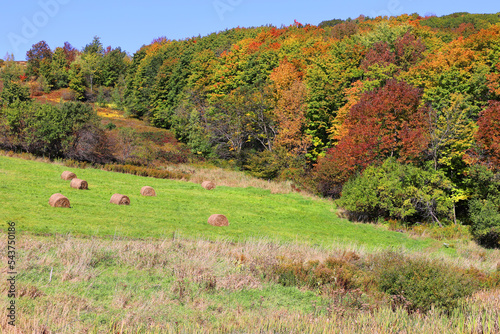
[68,62,86,100]
[50,47,70,89]
[100,47,129,87]
[463,165,500,248]
[0,81,30,106]
[83,36,104,55]
[80,36,105,92]
[79,52,101,93]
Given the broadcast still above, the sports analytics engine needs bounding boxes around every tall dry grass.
[164,163,296,194]
[0,233,499,333]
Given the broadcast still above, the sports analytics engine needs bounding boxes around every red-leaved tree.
[315,79,429,197]
[476,101,500,169]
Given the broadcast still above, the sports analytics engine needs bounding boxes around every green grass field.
[0,156,435,250]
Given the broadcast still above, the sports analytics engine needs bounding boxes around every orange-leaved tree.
[269,60,311,156]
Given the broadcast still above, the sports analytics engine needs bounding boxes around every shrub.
[0,81,30,105]
[374,252,479,313]
[469,199,500,248]
[272,252,362,291]
[245,150,283,179]
[245,148,307,181]
[61,88,76,101]
[463,165,500,248]
[64,123,115,164]
[104,122,116,130]
[337,158,453,224]
[1,100,112,162]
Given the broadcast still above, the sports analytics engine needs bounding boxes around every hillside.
[0,156,430,249]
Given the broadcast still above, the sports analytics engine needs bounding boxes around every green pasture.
[0,156,434,250]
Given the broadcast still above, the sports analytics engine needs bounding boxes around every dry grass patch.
[165,164,295,194]
[0,233,499,333]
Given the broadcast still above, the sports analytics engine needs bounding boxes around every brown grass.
[110,193,130,205]
[48,193,70,208]
[166,164,297,195]
[70,178,88,190]
[61,171,76,180]
[208,214,229,227]
[0,233,499,333]
[140,186,156,196]
[201,180,216,190]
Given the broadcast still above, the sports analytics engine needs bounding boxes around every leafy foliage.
[375,252,479,313]
[0,101,111,162]
[315,80,428,198]
[337,158,453,224]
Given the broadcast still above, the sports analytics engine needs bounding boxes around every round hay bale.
[110,194,130,205]
[208,214,229,227]
[201,181,216,190]
[70,178,88,190]
[140,186,156,196]
[61,171,77,180]
[49,193,70,208]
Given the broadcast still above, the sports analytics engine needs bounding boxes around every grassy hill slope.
[0,156,434,250]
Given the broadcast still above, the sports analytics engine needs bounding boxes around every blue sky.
[1,0,498,60]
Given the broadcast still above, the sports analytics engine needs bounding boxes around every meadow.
[1,155,499,333]
[0,156,434,250]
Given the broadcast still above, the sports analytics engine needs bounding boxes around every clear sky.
[1,0,498,60]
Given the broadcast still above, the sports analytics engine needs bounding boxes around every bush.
[374,252,479,313]
[337,158,453,224]
[1,100,112,162]
[61,88,76,101]
[463,165,500,248]
[64,123,114,164]
[245,148,307,181]
[96,86,112,107]
[272,252,362,291]
[0,81,30,105]
[244,150,283,179]
[469,199,500,248]
[104,121,116,130]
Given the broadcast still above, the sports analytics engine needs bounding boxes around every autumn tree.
[427,93,476,172]
[26,41,52,79]
[62,42,78,63]
[315,80,428,197]
[269,60,310,156]
[476,101,500,169]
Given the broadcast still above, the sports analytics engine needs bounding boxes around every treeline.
[1,12,500,247]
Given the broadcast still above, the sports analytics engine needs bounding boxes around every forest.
[1,12,500,248]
